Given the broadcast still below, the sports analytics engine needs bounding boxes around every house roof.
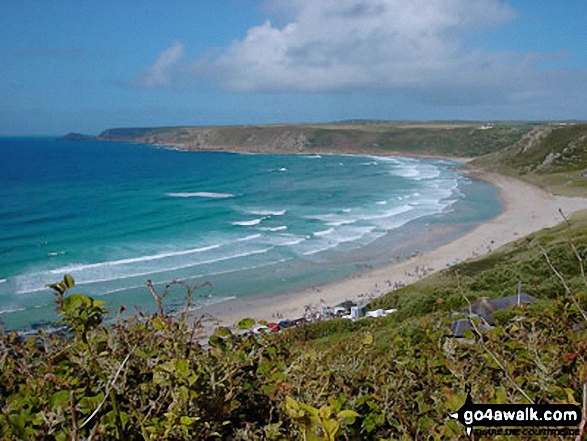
[458,293,538,325]
[451,319,473,338]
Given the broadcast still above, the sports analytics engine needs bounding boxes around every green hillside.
[471,123,587,196]
[90,122,536,158]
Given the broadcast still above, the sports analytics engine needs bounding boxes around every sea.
[0,137,502,330]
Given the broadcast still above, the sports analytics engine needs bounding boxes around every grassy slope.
[96,122,536,158]
[471,123,587,196]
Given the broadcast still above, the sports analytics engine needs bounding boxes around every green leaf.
[208,334,226,350]
[152,316,167,331]
[237,318,255,329]
[62,293,92,311]
[337,409,359,424]
[322,419,340,439]
[362,333,374,347]
[215,326,232,337]
[79,392,105,413]
[180,416,196,425]
[319,404,332,420]
[49,390,71,408]
[63,274,75,288]
[47,282,66,295]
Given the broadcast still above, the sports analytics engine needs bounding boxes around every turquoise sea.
[0,137,502,330]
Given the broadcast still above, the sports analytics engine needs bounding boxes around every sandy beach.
[192,171,587,329]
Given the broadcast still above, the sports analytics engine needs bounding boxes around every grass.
[472,123,587,196]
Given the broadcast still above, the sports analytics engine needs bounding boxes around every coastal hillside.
[79,121,536,158]
[471,123,587,196]
[1,209,585,439]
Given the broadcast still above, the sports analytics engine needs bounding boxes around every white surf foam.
[166,192,234,199]
[258,226,288,232]
[245,209,286,216]
[16,248,275,293]
[47,244,223,274]
[314,228,335,237]
[232,218,264,226]
[0,307,26,315]
[306,214,357,226]
[272,237,306,247]
[237,234,262,242]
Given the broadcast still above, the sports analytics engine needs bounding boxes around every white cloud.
[134,1,584,109]
[195,0,519,96]
[134,41,185,89]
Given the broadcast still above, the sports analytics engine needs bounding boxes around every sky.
[1,0,586,135]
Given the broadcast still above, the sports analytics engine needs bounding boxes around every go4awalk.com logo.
[449,392,582,436]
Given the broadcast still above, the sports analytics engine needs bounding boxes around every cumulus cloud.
[195,0,520,96]
[134,0,582,108]
[133,41,186,89]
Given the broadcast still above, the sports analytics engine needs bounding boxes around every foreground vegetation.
[1,208,586,439]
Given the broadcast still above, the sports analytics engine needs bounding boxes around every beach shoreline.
[191,170,587,330]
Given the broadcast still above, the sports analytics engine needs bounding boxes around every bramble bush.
[1,273,585,440]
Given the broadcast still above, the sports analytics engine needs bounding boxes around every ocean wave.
[303,155,322,159]
[368,155,400,163]
[16,248,274,293]
[314,228,335,237]
[306,214,357,226]
[0,307,26,315]
[391,166,420,178]
[165,192,235,199]
[258,226,288,232]
[47,244,223,274]
[237,233,262,242]
[301,226,376,256]
[183,257,293,285]
[232,218,264,226]
[278,238,306,246]
[245,209,286,216]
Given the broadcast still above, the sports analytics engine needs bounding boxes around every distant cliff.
[61,132,96,141]
[89,122,537,158]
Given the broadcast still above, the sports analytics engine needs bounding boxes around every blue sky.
[1,0,586,135]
